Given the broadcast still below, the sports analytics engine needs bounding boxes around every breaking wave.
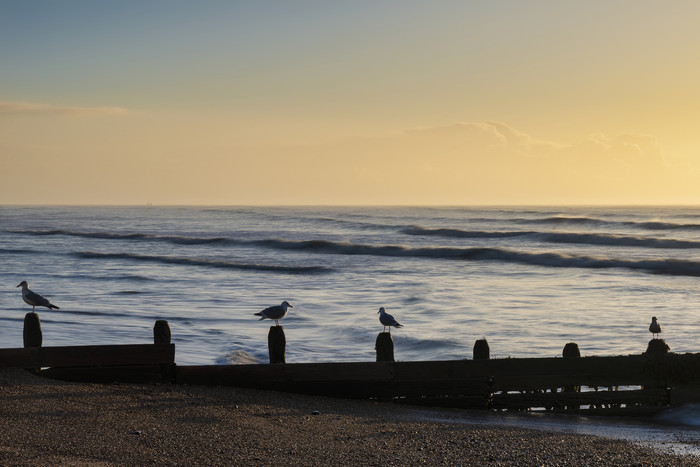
[7,228,700,276]
[72,251,330,274]
[520,216,700,230]
[9,229,233,245]
[10,225,700,252]
[402,227,700,249]
[247,238,700,277]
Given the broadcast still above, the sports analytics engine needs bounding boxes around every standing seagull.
[17,281,60,313]
[255,301,293,326]
[649,316,662,339]
[378,307,403,333]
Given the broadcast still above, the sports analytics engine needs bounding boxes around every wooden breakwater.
[174,353,700,415]
[1,314,175,384]
[2,313,699,414]
[2,343,175,383]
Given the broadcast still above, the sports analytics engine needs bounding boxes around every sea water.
[2,205,700,453]
[2,206,699,365]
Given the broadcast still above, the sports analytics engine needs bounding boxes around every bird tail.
[395,323,403,328]
[49,305,60,310]
[254,312,265,320]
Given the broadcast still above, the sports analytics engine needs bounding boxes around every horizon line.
[3,203,700,208]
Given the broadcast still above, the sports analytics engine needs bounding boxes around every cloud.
[404,121,565,155]
[565,132,667,171]
[0,100,128,117]
[402,121,668,168]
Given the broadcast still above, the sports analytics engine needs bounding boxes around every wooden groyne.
[2,313,699,415]
[2,314,175,384]
[174,353,699,414]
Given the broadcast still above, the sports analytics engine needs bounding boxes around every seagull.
[255,301,293,326]
[378,307,402,333]
[649,316,661,339]
[17,281,60,313]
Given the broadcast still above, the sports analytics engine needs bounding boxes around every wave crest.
[248,238,700,277]
[520,216,700,230]
[403,226,700,248]
[73,251,330,274]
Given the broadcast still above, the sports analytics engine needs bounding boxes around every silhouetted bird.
[255,301,293,326]
[17,281,59,313]
[649,316,662,339]
[378,307,402,333]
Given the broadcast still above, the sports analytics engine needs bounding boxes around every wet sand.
[0,368,696,466]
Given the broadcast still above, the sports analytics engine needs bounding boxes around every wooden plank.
[397,395,489,409]
[177,362,395,386]
[393,361,474,381]
[491,388,669,410]
[384,378,491,398]
[173,353,697,388]
[491,375,584,392]
[0,344,175,369]
[491,374,662,392]
[40,364,174,384]
[177,363,491,399]
[279,361,395,382]
[0,347,41,368]
[173,355,697,405]
[39,344,175,367]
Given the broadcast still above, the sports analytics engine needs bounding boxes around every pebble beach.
[0,369,696,466]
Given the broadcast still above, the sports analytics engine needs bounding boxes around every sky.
[2,0,700,205]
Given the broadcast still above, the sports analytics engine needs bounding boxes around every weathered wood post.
[643,339,670,404]
[562,342,580,358]
[473,338,490,359]
[23,313,42,348]
[153,320,171,344]
[153,320,174,382]
[268,326,286,364]
[376,332,395,362]
[562,342,581,410]
[645,339,669,356]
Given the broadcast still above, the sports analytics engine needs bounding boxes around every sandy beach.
[0,369,696,466]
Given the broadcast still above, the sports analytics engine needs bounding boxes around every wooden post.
[375,332,395,362]
[562,342,581,409]
[23,313,42,348]
[153,320,172,344]
[153,320,174,382]
[268,326,286,364]
[562,342,581,358]
[473,338,490,360]
[645,339,669,356]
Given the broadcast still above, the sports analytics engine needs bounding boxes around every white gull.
[17,281,60,313]
[378,307,402,332]
[649,316,661,339]
[255,301,293,326]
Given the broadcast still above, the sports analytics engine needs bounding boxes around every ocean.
[4,205,700,453]
[2,206,699,366]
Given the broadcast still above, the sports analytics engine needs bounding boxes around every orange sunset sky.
[2,1,700,205]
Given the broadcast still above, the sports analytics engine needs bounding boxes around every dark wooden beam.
[39,364,174,384]
[0,344,175,369]
[491,388,669,410]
